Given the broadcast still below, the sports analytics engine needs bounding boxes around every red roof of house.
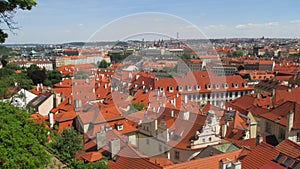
[164,149,242,169]
[241,142,279,169]
[81,152,102,162]
[259,101,300,128]
[275,139,300,160]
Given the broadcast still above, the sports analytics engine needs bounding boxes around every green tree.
[51,127,82,159]
[45,69,62,87]
[132,102,145,111]
[26,64,46,85]
[232,50,244,58]
[98,59,109,68]
[0,102,50,168]
[0,0,37,43]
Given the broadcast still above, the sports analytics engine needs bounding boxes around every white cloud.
[204,24,227,30]
[235,22,279,29]
[290,20,300,24]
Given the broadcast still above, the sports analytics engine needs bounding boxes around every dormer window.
[168,86,174,92]
[243,82,248,88]
[178,85,183,92]
[206,84,211,90]
[160,87,164,92]
[195,85,200,90]
[232,83,238,88]
[214,84,219,89]
[115,123,123,131]
[186,85,192,91]
[223,83,228,89]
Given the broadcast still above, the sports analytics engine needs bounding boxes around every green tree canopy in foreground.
[0,0,37,43]
[0,102,50,168]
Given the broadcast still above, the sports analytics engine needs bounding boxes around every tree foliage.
[0,102,50,168]
[0,64,33,98]
[0,0,37,43]
[132,102,145,111]
[44,69,62,87]
[98,59,109,68]
[51,127,82,159]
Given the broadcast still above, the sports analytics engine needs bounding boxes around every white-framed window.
[206,84,211,90]
[195,85,200,90]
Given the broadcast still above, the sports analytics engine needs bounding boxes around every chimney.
[49,112,54,128]
[96,131,106,150]
[231,160,242,169]
[286,110,294,133]
[173,97,176,107]
[256,134,263,145]
[171,110,174,117]
[219,159,231,169]
[109,139,120,158]
[183,111,190,120]
[37,84,40,91]
[184,95,188,104]
[68,97,72,105]
[221,122,227,138]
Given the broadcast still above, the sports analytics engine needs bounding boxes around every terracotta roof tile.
[164,149,242,169]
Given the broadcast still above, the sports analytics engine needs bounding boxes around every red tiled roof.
[226,138,257,150]
[164,149,242,169]
[241,142,278,169]
[275,139,300,160]
[259,101,299,128]
[81,152,102,162]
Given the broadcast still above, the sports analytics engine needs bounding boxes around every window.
[265,121,271,133]
[159,144,162,152]
[168,86,173,92]
[279,128,285,140]
[282,157,291,166]
[202,138,205,142]
[178,86,183,92]
[297,132,300,142]
[209,137,212,141]
[146,139,150,145]
[175,151,180,160]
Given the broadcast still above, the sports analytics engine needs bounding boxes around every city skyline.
[4,0,300,44]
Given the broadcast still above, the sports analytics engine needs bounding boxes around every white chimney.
[68,97,72,105]
[109,139,120,158]
[96,131,106,150]
[183,111,190,120]
[232,160,241,169]
[49,112,54,128]
[171,110,174,117]
[184,95,188,104]
[287,110,294,133]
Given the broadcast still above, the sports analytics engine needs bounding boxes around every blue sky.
[4,0,300,44]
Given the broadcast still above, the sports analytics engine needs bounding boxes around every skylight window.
[274,153,283,162]
[290,161,299,169]
[282,157,291,166]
